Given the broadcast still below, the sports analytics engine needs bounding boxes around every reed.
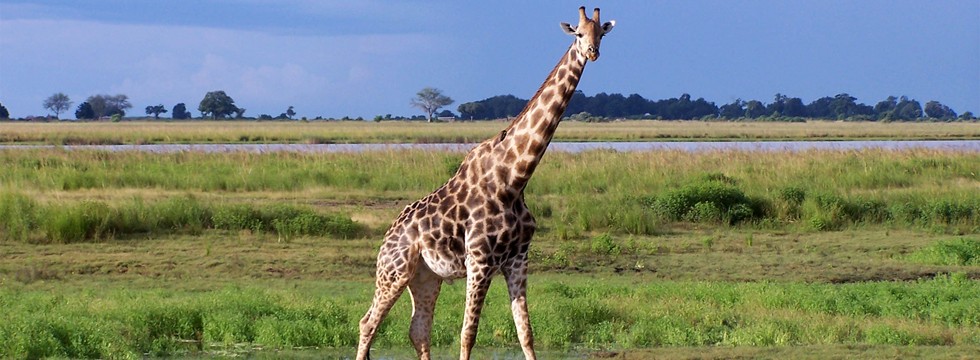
[0,193,362,243]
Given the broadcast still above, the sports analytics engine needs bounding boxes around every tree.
[411,87,454,122]
[86,94,131,119]
[172,103,192,119]
[437,109,456,119]
[457,95,527,120]
[106,94,132,117]
[145,104,168,119]
[829,93,859,119]
[286,106,296,120]
[805,96,834,119]
[198,90,239,119]
[893,96,922,121]
[767,93,788,116]
[75,102,95,119]
[43,93,73,118]
[623,93,649,117]
[0,102,9,119]
[457,102,484,120]
[782,97,806,117]
[744,100,767,118]
[873,96,898,120]
[88,96,107,119]
[718,99,745,119]
[924,101,956,120]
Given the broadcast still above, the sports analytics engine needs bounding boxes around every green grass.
[1,274,977,358]
[1,148,978,240]
[1,145,979,358]
[907,238,980,266]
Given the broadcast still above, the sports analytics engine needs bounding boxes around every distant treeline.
[456,92,976,121]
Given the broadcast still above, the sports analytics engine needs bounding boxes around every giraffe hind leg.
[408,263,443,360]
[356,242,420,360]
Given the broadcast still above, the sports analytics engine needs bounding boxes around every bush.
[213,203,361,240]
[649,178,759,225]
[906,238,980,266]
[211,204,264,233]
[590,233,619,256]
[686,202,722,223]
[779,186,806,205]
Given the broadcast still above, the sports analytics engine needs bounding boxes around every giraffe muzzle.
[587,46,600,61]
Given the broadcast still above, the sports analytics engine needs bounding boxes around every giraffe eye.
[576,34,583,38]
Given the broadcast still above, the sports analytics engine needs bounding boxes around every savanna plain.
[1,120,979,359]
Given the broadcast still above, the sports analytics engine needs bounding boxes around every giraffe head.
[560,7,615,62]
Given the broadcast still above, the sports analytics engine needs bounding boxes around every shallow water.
[3,140,979,153]
[190,347,585,359]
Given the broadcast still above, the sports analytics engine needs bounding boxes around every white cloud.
[0,17,441,117]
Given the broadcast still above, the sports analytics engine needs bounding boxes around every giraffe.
[357,7,615,360]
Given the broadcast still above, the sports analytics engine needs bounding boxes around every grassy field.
[1,119,979,145]
[1,144,979,358]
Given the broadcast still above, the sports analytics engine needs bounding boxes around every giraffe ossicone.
[356,6,615,360]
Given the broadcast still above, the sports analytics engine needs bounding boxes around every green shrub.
[778,186,806,205]
[686,202,723,223]
[211,204,263,233]
[906,238,980,266]
[212,204,362,239]
[264,205,360,239]
[590,233,619,256]
[650,178,759,225]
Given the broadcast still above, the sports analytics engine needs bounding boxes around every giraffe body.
[357,7,614,360]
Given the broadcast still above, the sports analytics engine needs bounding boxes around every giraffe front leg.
[459,262,494,360]
[357,241,419,360]
[503,260,536,360]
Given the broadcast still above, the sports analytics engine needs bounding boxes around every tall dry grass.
[1,120,977,145]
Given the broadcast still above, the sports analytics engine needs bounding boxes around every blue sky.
[1,0,977,119]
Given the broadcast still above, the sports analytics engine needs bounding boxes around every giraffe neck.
[489,44,587,191]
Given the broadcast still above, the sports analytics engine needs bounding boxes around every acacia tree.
[411,87,454,122]
[198,90,238,119]
[43,93,73,118]
[145,104,168,119]
[0,102,9,119]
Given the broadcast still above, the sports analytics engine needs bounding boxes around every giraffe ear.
[560,22,577,35]
[601,20,616,35]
